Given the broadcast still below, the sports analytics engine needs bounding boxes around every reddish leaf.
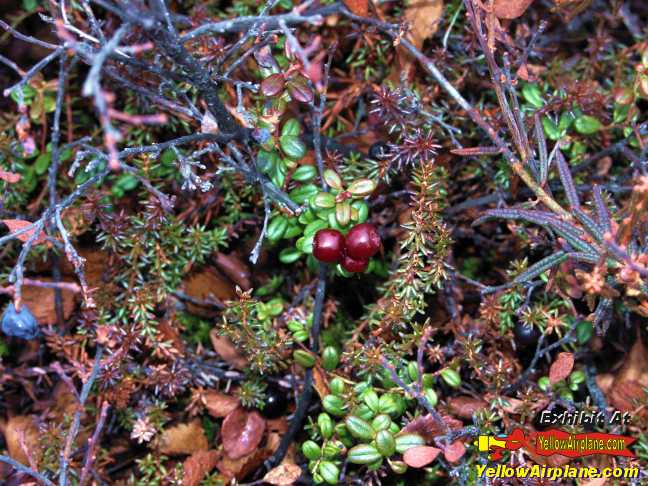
[448,396,487,419]
[549,352,574,384]
[342,0,368,17]
[254,45,279,70]
[401,414,462,442]
[0,170,21,183]
[221,408,266,460]
[213,252,251,290]
[204,390,240,418]
[3,219,46,244]
[443,441,466,463]
[263,463,302,485]
[287,78,313,103]
[210,331,248,369]
[183,450,220,486]
[609,380,647,414]
[493,0,535,19]
[261,74,286,97]
[403,446,442,468]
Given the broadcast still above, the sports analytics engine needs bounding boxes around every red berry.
[313,229,345,263]
[341,253,369,273]
[346,223,381,260]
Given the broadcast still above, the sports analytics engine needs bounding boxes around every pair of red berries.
[313,223,381,273]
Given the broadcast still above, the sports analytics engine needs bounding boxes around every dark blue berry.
[2,304,39,340]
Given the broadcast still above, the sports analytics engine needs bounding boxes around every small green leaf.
[522,84,544,109]
[267,216,288,241]
[423,388,438,407]
[375,430,396,457]
[394,433,425,454]
[290,184,318,204]
[538,376,551,391]
[304,219,328,237]
[302,440,321,460]
[318,461,339,485]
[280,135,306,160]
[329,378,345,396]
[293,349,316,368]
[574,115,602,135]
[283,223,302,239]
[279,247,302,264]
[353,403,375,421]
[318,413,334,439]
[569,370,585,385]
[542,117,562,141]
[34,152,51,175]
[312,192,336,209]
[281,118,302,137]
[335,202,351,227]
[322,394,347,417]
[348,178,376,197]
[576,321,593,344]
[116,173,139,191]
[347,444,382,464]
[440,368,461,388]
[351,200,369,223]
[322,346,340,371]
[323,169,343,190]
[378,394,400,416]
[345,416,374,441]
[257,149,280,173]
[363,390,380,413]
[292,165,317,182]
[371,414,392,432]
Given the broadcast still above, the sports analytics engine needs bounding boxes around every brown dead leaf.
[613,337,648,387]
[595,373,614,394]
[0,170,21,183]
[401,414,462,442]
[312,366,330,400]
[221,408,266,460]
[403,446,442,468]
[157,320,185,354]
[493,0,535,19]
[204,390,240,418]
[263,463,303,485]
[213,252,251,291]
[549,352,574,384]
[209,330,247,369]
[609,380,647,414]
[405,0,444,49]
[216,447,268,480]
[156,420,209,456]
[184,268,235,316]
[342,0,368,17]
[448,396,487,419]
[5,415,41,466]
[2,220,46,245]
[22,277,77,325]
[183,450,220,486]
[389,0,443,84]
[443,440,466,463]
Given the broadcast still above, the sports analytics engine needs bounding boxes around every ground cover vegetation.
[0,0,646,484]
